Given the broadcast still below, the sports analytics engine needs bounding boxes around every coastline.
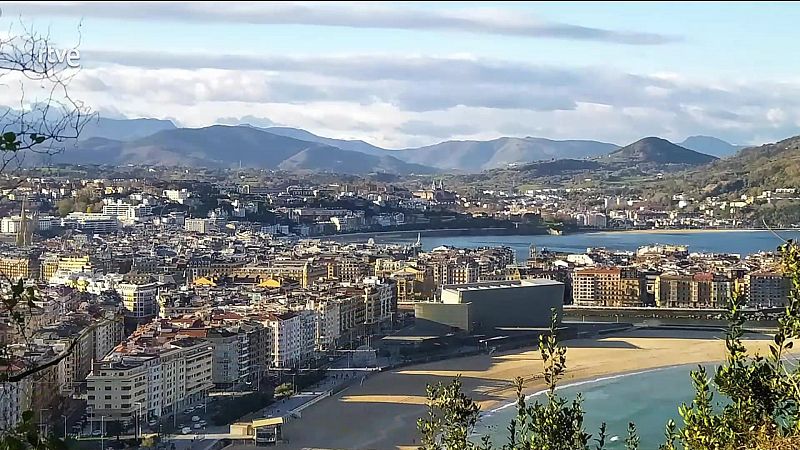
[276,328,777,450]
[323,227,800,243]
[588,228,799,235]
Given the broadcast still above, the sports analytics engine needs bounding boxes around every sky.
[2,1,800,148]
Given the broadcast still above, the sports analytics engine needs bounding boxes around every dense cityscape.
[4,2,800,450]
[0,166,793,447]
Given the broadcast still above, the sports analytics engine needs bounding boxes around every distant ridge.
[55,125,437,175]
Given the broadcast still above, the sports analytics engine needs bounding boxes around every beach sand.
[271,329,780,450]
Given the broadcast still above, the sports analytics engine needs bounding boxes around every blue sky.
[2,1,799,148]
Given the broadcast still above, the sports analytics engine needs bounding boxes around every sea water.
[351,230,800,259]
[473,364,713,449]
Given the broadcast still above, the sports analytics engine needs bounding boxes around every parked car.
[92,430,101,437]
[191,416,200,422]
[181,427,191,435]
[198,420,207,427]
[193,424,202,430]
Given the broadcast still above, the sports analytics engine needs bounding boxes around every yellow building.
[572,267,643,307]
[654,273,732,308]
[0,254,39,281]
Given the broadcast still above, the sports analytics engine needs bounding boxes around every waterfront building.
[415,279,563,333]
[572,267,644,307]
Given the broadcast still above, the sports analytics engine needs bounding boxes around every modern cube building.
[415,279,564,333]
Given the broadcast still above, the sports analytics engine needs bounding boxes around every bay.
[474,364,712,449]
[354,230,800,259]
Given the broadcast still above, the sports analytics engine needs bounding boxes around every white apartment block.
[307,299,341,351]
[362,277,394,327]
[117,282,159,318]
[102,199,153,222]
[265,311,316,369]
[164,189,191,204]
[185,218,214,234]
[61,213,118,234]
[86,338,213,424]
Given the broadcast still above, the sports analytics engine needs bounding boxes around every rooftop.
[442,279,562,293]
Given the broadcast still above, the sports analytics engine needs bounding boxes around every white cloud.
[3,49,796,148]
[3,2,678,45]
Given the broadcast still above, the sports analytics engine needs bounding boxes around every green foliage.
[274,383,294,398]
[0,410,66,450]
[0,132,47,154]
[625,423,639,450]
[501,311,612,450]
[416,376,489,450]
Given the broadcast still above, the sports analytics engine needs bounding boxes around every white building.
[362,277,394,328]
[585,212,607,228]
[61,213,118,234]
[102,199,153,222]
[265,311,316,369]
[164,189,191,204]
[116,281,159,318]
[86,338,213,424]
[306,299,341,351]
[185,218,214,234]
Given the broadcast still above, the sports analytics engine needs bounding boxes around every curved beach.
[275,328,779,450]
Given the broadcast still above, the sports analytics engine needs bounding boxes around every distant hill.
[605,137,718,165]
[685,135,800,194]
[679,135,742,158]
[54,125,436,175]
[79,117,177,141]
[515,159,603,177]
[392,137,618,171]
[263,126,388,157]
[277,146,434,174]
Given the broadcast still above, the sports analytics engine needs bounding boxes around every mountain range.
[61,125,435,175]
[49,116,746,174]
[394,137,619,172]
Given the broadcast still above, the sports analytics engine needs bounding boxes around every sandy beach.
[269,328,781,450]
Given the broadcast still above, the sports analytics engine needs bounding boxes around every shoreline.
[588,228,800,235]
[277,329,777,450]
[323,227,800,242]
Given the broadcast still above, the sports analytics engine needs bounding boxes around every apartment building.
[264,311,316,369]
[61,212,119,234]
[116,278,159,318]
[572,267,644,307]
[745,271,790,307]
[0,254,40,281]
[185,218,214,234]
[362,277,395,330]
[432,260,479,286]
[102,199,152,222]
[86,337,213,423]
[306,298,342,351]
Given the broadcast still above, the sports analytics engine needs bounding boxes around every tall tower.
[16,196,31,247]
